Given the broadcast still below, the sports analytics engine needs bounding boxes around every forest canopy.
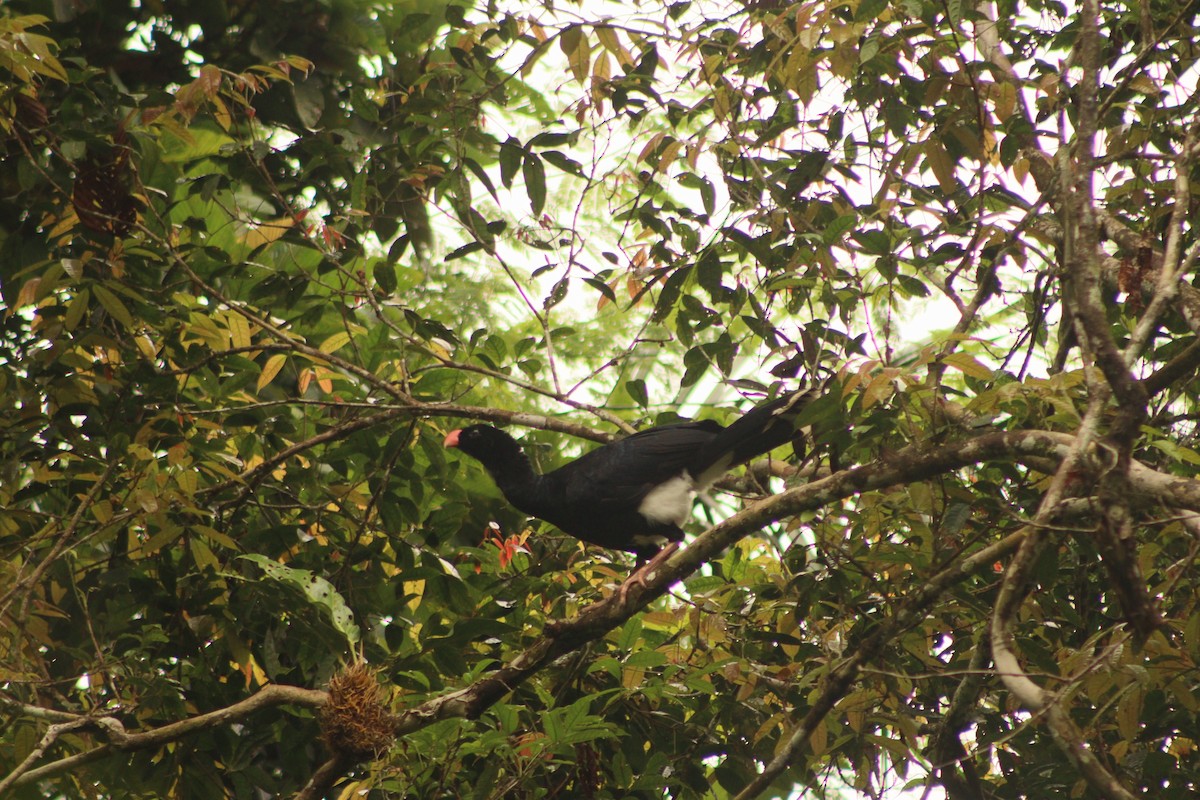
[3,1,1200,799]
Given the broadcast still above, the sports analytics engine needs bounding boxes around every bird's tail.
[691,388,814,487]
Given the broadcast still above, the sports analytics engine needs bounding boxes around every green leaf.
[499,137,524,188]
[373,259,399,294]
[92,283,134,328]
[543,277,569,310]
[624,378,648,408]
[541,150,584,177]
[462,156,499,202]
[240,554,361,644]
[582,276,616,302]
[528,131,577,148]
[446,241,485,261]
[652,265,691,322]
[523,152,547,216]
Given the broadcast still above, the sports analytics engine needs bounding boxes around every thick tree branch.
[1044,0,1160,646]
[991,177,1142,800]
[973,0,1200,387]
[5,684,328,790]
[11,428,1196,796]
[389,428,1193,797]
[1063,1,1146,425]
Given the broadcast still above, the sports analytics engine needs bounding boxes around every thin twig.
[0,460,119,626]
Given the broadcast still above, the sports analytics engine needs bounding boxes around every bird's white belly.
[636,473,694,527]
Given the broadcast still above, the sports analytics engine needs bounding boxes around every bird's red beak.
[444,430,462,448]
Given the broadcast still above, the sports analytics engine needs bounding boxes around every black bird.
[444,389,810,588]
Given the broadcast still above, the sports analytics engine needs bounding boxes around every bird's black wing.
[549,421,719,506]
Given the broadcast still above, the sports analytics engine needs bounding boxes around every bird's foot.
[616,542,680,606]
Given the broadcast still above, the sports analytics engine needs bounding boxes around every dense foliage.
[3,1,1200,798]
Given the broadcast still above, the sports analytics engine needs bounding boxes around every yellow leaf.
[656,139,683,173]
[139,525,185,555]
[185,312,228,350]
[212,96,233,131]
[175,463,197,494]
[560,25,590,84]
[35,260,65,303]
[284,55,315,74]
[862,372,894,409]
[168,442,191,468]
[1013,156,1029,186]
[135,333,158,360]
[29,52,68,82]
[189,537,220,570]
[5,14,51,30]
[592,45,612,83]
[637,132,666,165]
[242,216,294,248]
[337,781,368,800]
[402,579,425,611]
[714,84,730,121]
[809,718,828,757]
[1128,74,1159,95]
[61,257,85,280]
[753,711,785,745]
[225,310,252,349]
[993,81,1016,122]
[19,32,68,81]
[258,353,287,392]
[14,277,41,310]
[924,140,957,194]
[135,489,160,513]
[595,25,632,67]
[1116,687,1143,742]
[194,524,239,550]
[701,52,723,83]
[92,500,113,524]
[319,331,351,354]
[48,209,80,241]
[943,352,995,380]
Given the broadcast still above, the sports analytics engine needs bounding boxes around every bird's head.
[444,425,522,462]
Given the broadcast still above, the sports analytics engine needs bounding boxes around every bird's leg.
[617,542,680,605]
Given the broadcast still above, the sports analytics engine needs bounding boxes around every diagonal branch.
[380,429,1188,796]
[733,529,1028,800]
[1124,127,1200,366]
[10,428,1197,796]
